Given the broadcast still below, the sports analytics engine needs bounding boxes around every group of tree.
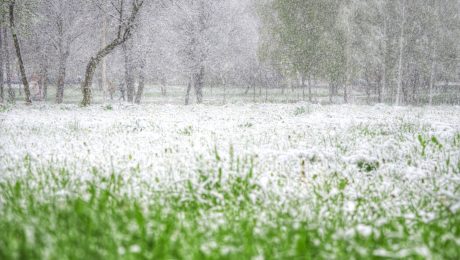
[0,0,266,106]
[0,0,459,106]
[258,0,460,105]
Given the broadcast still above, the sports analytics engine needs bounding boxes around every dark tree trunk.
[265,85,268,102]
[193,66,204,104]
[244,85,250,95]
[365,69,371,104]
[301,75,306,101]
[56,46,69,104]
[3,27,14,103]
[185,79,192,105]
[343,83,348,104]
[41,62,48,101]
[123,42,135,103]
[9,1,31,104]
[329,83,333,103]
[308,76,312,102]
[134,59,145,104]
[82,40,125,106]
[221,74,226,103]
[81,0,144,106]
[160,77,167,96]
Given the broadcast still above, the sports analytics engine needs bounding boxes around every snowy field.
[1,103,460,259]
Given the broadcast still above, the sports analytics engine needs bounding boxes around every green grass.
[0,164,459,259]
[1,104,459,259]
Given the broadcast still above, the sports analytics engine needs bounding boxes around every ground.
[0,103,459,259]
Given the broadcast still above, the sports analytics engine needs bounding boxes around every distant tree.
[9,0,31,104]
[40,0,88,104]
[81,0,144,106]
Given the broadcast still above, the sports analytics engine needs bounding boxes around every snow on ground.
[0,103,460,257]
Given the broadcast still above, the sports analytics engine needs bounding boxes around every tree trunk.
[221,74,226,103]
[377,73,382,103]
[56,50,69,104]
[41,63,48,101]
[82,39,129,106]
[301,75,305,101]
[0,26,3,103]
[185,79,192,105]
[308,75,312,102]
[123,41,135,103]
[134,59,145,104]
[252,81,256,102]
[3,27,14,103]
[160,77,167,96]
[9,1,31,104]
[365,69,371,105]
[344,83,348,104]
[329,83,334,103]
[244,85,250,95]
[396,0,406,106]
[81,0,144,106]
[194,66,204,104]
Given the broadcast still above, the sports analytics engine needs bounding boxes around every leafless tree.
[81,0,144,106]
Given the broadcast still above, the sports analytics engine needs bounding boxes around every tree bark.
[365,68,371,105]
[221,74,226,103]
[329,83,334,103]
[41,63,48,101]
[301,75,305,101]
[123,42,135,103]
[160,77,167,96]
[193,66,204,104]
[185,79,192,105]
[252,80,256,102]
[56,50,69,104]
[134,58,145,104]
[343,83,348,104]
[9,1,31,104]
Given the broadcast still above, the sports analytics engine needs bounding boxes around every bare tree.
[9,0,31,104]
[41,0,87,104]
[81,0,144,106]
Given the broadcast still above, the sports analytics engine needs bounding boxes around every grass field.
[0,102,460,259]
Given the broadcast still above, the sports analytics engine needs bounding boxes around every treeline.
[0,0,459,106]
[0,0,264,106]
[258,0,460,105]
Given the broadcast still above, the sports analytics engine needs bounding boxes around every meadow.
[0,100,459,259]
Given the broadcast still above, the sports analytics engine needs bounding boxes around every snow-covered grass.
[0,103,459,259]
